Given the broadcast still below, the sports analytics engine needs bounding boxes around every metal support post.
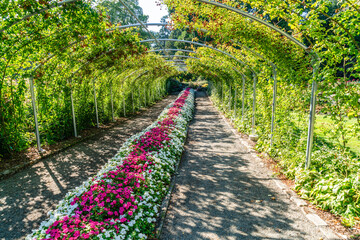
[234,87,237,117]
[270,67,277,147]
[93,77,99,128]
[150,88,153,103]
[29,77,44,152]
[110,84,115,122]
[305,55,320,168]
[132,91,135,113]
[70,83,78,137]
[229,84,232,112]
[252,75,257,133]
[144,88,147,106]
[222,82,224,104]
[250,74,259,141]
[242,75,245,122]
[123,95,126,117]
[305,80,318,168]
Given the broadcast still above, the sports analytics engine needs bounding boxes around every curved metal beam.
[114,23,276,72]
[116,23,276,69]
[165,59,187,62]
[149,49,196,54]
[140,38,256,74]
[194,0,308,51]
[118,0,165,53]
[161,55,199,60]
[0,0,80,33]
[148,47,249,80]
[107,23,168,31]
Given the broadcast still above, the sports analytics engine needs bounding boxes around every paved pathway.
[161,91,325,240]
[0,95,177,240]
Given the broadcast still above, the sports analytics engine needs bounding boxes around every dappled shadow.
[161,91,324,240]
[0,95,178,240]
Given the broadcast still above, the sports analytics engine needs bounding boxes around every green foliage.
[95,0,148,25]
[209,78,360,227]
[165,0,360,227]
[0,0,179,156]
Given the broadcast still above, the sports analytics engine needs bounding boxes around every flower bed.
[27,88,194,240]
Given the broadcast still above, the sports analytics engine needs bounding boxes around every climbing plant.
[0,0,179,155]
[163,0,360,226]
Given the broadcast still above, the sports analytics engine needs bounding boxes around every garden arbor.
[2,0,360,230]
[0,0,318,166]
[120,18,319,167]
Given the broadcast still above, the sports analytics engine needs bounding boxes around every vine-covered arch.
[2,0,360,229]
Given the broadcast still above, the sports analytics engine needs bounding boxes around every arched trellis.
[141,38,266,137]
[162,51,252,127]
[121,22,280,145]
[1,0,321,167]
[141,39,257,74]
[11,20,272,148]
[149,46,276,139]
[24,25,276,154]
[41,19,283,147]
[182,54,250,123]
[134,2,319,166]
[28,53,177,151]
[185,0,320,167]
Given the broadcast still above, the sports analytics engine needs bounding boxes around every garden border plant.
[26,88,194,240]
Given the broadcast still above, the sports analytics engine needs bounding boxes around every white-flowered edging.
[27,89,194,240]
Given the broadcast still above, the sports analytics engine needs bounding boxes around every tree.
[96,0,149,25]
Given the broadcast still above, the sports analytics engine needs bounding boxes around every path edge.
[154,98,195,239]
[206,94,346,240]
[0,98,168,181]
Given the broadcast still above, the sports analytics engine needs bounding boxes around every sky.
[138,0,168,32]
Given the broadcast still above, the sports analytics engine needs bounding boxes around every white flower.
[27,89,194,239]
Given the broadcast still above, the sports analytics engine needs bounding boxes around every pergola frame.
[2,0,322,167]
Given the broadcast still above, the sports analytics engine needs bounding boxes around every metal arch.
[163,52,247,80]
[194,0,308,51]
[190,2,320,156]
[117,0,165,53]
[114,23,276,69]
[147,46,249,80]
[0,0,80,33]
[161,55,199,60]
[22,23,262,79]
[179,48,250,81]
[149,49,196,54]
[187,61,244,85]
[140,38,257,75]
[113,23,276,75]
[165,60,187,63]
[107,23,168,31]
[233,41,278,146]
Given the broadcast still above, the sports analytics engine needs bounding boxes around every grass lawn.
[315,115,360,155]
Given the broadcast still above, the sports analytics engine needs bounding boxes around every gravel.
[0,95,177,240]
[161,91,326,240]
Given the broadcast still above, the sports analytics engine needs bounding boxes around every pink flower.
[82,233,90,239]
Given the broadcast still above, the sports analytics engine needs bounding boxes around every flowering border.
[27,88,195,240]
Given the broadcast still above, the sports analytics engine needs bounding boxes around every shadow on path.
[0,95,177,240]
[161,91,324,240]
